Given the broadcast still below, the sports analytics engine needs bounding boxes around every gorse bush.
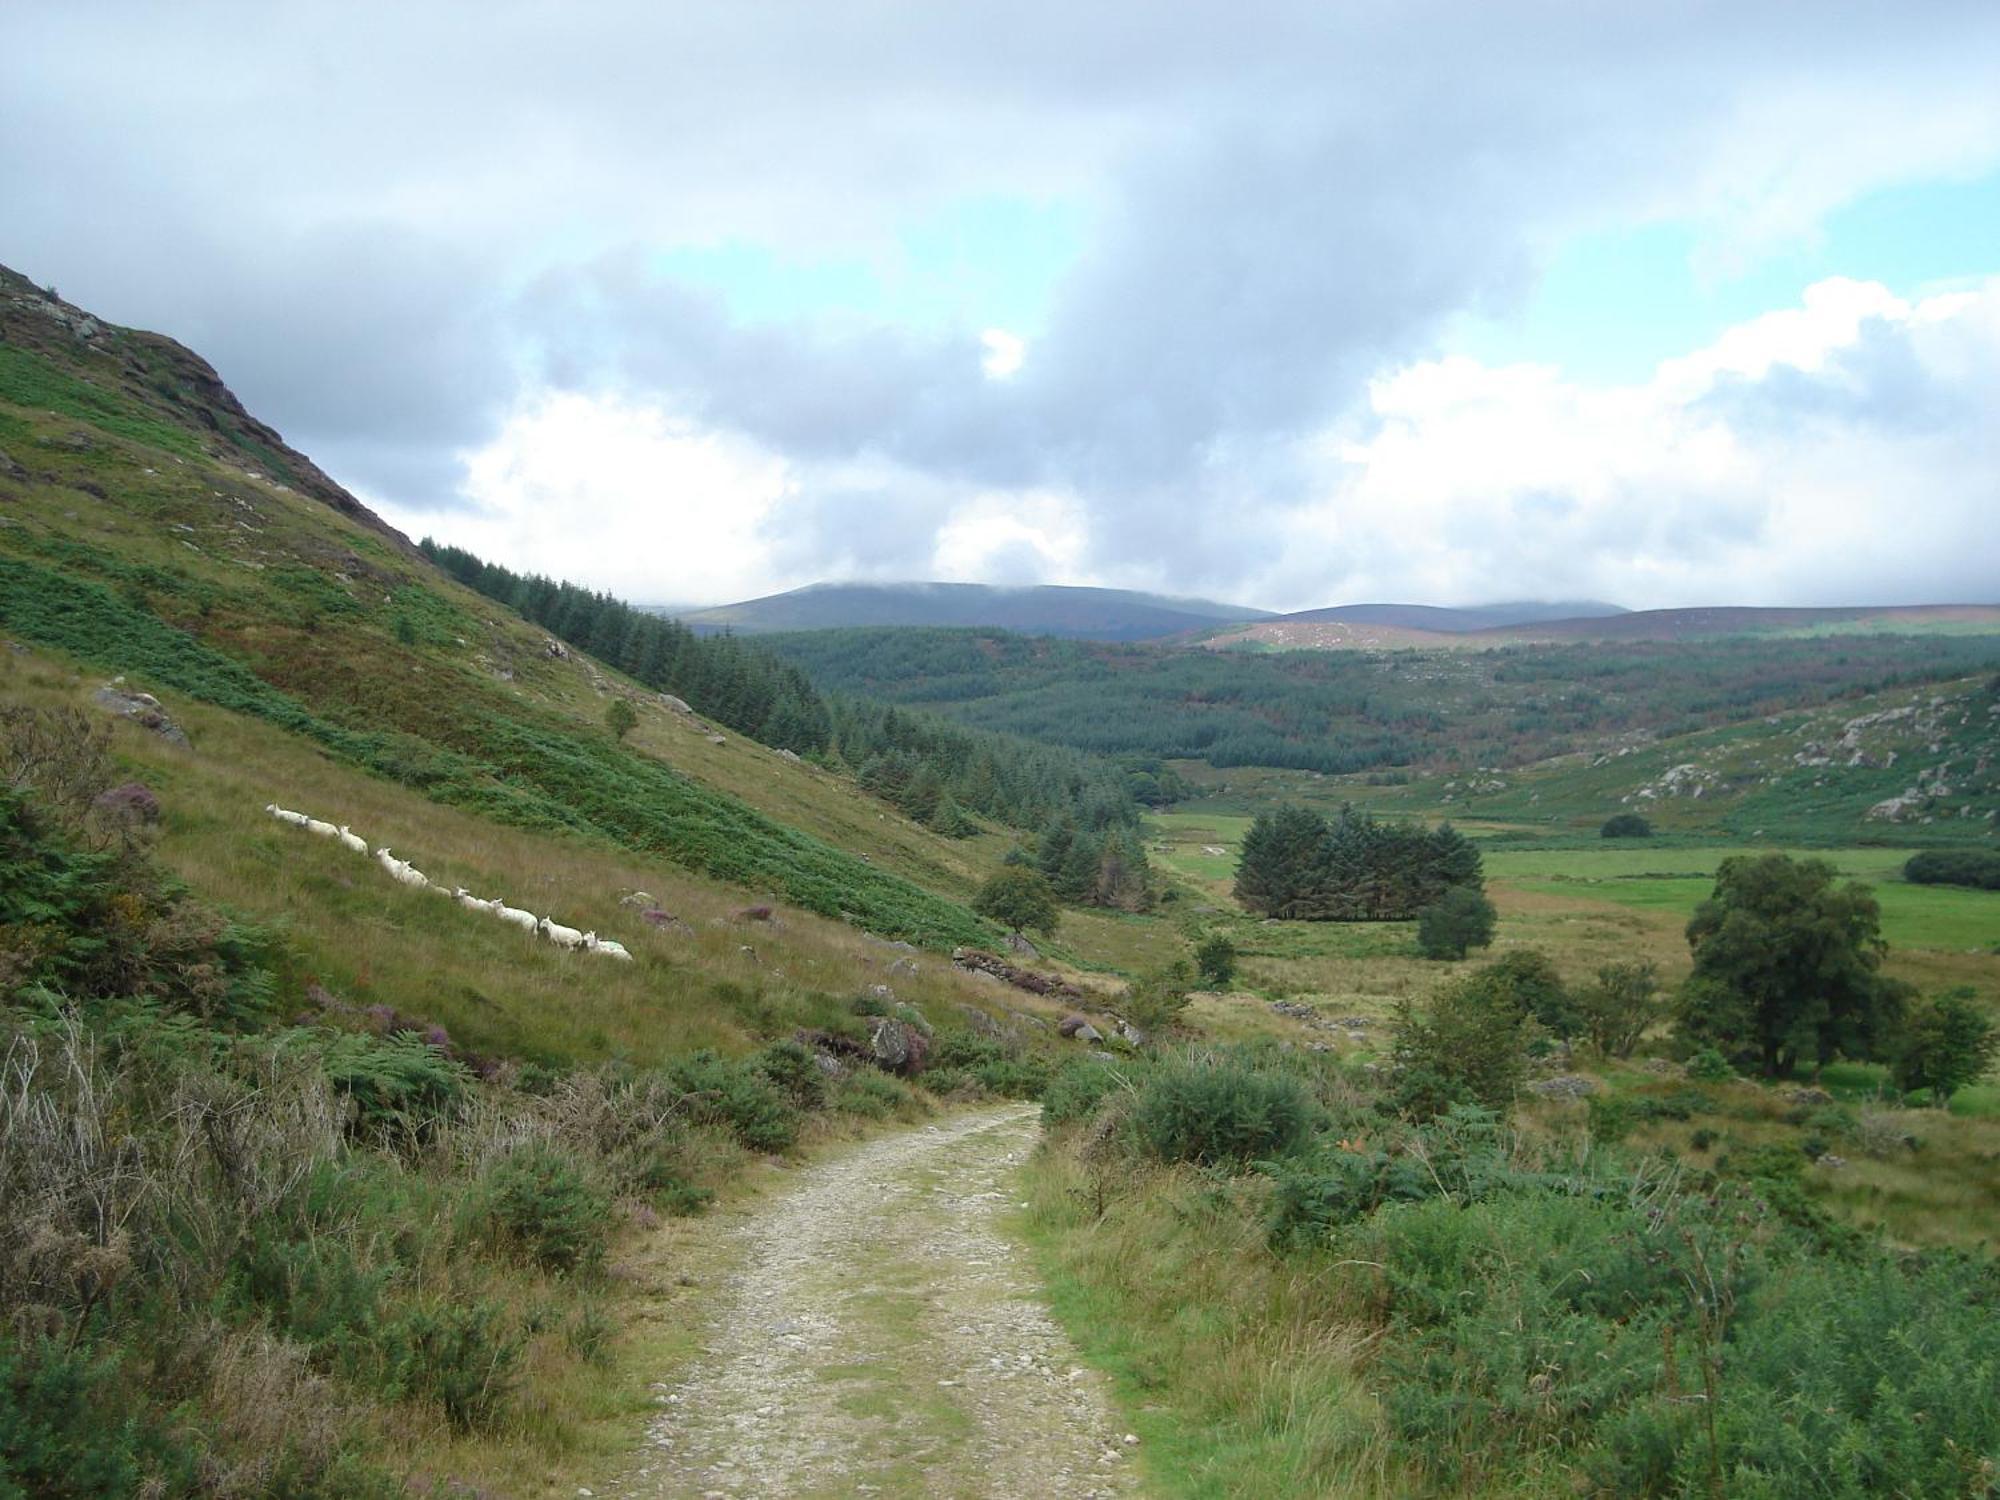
[1257,1093,2000,1497]
[667,1050,801,1154]
[924,1033,1049,1100]
[1129,1056,1316,1167]
[1041,1054,1146,1128]
[479,1146,611,1276]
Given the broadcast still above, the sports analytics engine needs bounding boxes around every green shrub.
[833,1069,917,1120]
[0,1338,198,1498]
[1415,886,1496,960]
[667,1051,800,1153]
[382,1298,522,1431]
[1461,949,1580,1037]
[480,1146,610,1276]
[1124,958,1195,1032]
[1129,1057,1315,1168]
[754,1038,831,1113]
[1892,990,1999,1105]
[631,1150,716,1216]
[1194,933,1238,988]
[1902,848,2000,890]
[1577,960,1665,1058]
[927,1034,1049,1100]
[1388,980,1528,1119]
[1041,1055,1145,1127]
[305,1029,471,1142]
[1600,812,1653,838]
[1685,1046,1734,1082]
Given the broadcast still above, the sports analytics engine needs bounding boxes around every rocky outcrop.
[951,947,1082,1000]
[92,680,190,747]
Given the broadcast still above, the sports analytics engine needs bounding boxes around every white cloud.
[389,277,2000,613]
[931,490,1087,583]
[980,328,1026,379]
[375,391,797,606]
[1260,277,2000,610]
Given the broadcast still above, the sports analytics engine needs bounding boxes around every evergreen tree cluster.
[421,539,832,754]
[1235,804,1482,920]
[831,697,1141,843]
[1030,815,1154,910]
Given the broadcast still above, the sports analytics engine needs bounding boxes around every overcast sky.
[5,2,1999,610]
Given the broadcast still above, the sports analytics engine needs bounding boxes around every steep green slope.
[0,282,994,946]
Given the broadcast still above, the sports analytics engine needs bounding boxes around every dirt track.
[613,1105,1142,1499]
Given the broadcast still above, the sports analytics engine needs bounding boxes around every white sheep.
[265,803,310,827]
[375,847,422,886]
[539,916,586,950]
[455,887,500,914]
[335,824,368,855]
[303,817,338,838]
[494,903,538,934]
[584,932,633,961]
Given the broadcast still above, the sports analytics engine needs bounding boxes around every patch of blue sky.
[649,193,1086,335]
[1445,167,2000,383]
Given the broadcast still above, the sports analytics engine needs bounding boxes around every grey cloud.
[1697,316,1990,437]
[5,1,2000,599]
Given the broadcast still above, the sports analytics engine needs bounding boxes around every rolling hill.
[1210,602,2000,651]
[672,579,1271,640]
[1276,600,1627,631]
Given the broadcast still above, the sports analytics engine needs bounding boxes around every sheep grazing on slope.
[494,903,538,934]
[455,887,500,914]
[303,817,339,838]
[375,847,426,888]
[584,932,633,961]
[335,824,368,855]
[539,916,586,950]
[266,804,310,827]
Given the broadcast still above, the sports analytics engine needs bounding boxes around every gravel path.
[612,1105,1142,1499]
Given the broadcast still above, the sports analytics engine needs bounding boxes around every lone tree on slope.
[1675,853,1908,1079]
[973,867,1059,938]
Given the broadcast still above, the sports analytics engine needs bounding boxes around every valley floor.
[606,1106,1142,1499]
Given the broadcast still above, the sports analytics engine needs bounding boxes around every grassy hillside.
[1175,673,2000,848]
[765,622,2000,781]
[0,270,1185,1494]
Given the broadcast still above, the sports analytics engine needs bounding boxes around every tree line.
[422,539,832,754]
[1234,804,1483,920]
[420,543,1163,884]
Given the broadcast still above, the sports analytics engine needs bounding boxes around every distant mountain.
[1278,600,1628,632]
[1209,601,2000,652]
[670,581,1272,642]
[1496,604,2000,642]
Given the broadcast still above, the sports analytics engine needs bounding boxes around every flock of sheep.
[264,804,633,960]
